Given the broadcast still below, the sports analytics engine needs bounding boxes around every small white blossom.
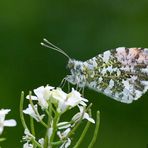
[60,138,71,148]
[57,128,71,140]
[22,129,35,142]
[38,138,44,147]
[0,109,17,135]
[23,129,44,148]
[26,85,54,109]
[23,142,33,148]
[23,104,45,122]
[22,129,35,148]
[72,106,95,124]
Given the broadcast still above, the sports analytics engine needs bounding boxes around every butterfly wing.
[84,47,148,103]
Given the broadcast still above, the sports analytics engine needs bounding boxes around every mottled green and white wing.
[84,47,148,103]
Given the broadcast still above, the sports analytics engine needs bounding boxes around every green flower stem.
[67,104,92,138]
[44,136,48,148]
[28,91,48,128]
[73,121,90,148]
[73,109,92,148]
[39,120,48,128]
[30,117,35,136]
[67,108,86,138]
[86,103,93,112]
[50,112,60,144]
[31,138,42,148]
[48,101,53,126]
[51,140,63,146]
[20,91,28,129]
[88,111,100,148]
[67,81,70,92]
[0,138,6,142]
[44,102,53,148]
[51,105,56,115]
[30,119,36,148]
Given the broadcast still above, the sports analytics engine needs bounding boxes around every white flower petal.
[83,113,95,124]
[64,138,71,148]
[0,127,4,135]
[57,100,68,113]
[79,101,87,106]
[51,88,67,102]
[0,109,16,135]
[34,85,53,100]
[26,95,38,100]
[38,138,44,146]
[30,85,54,109]
[4,119,17,127]
[0,109,10,115]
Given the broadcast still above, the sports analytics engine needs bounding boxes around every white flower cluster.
[22,129,44,148]
[0,109,16,135]
[22,85,95,148]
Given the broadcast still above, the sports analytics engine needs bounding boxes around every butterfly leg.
[78,87,85,97]
[67,81,71,93]
[76,83,79,91]
[59,78,67,88]
[81,87,85,97]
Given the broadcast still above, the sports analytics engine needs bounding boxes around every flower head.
[22,129,35,142]
[22,129,36,148]
[51,88,88,113]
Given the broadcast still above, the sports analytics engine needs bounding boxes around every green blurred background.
[0,0,148,147]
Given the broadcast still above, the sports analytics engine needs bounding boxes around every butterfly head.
[66,59,86,87]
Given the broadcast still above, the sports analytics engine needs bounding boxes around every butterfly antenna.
[41,38,71,59]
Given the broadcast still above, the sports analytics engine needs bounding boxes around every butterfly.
[41,39,148,104]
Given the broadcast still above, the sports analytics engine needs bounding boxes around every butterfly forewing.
[84,47,148,103]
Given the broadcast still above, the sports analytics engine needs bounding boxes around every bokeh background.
[0,0,148,147]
